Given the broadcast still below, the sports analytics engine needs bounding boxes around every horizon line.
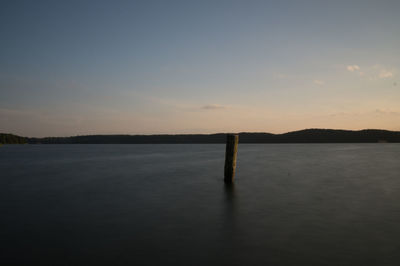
[2,128,400,139]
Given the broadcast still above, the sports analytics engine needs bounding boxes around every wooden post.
[224,134,238,183]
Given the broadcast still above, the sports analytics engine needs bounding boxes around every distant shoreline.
[2,129,400,144]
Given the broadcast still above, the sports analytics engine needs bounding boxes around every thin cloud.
[313,80,325,86]
[201,104,226,110]
[328,109,400,117]
[346,64,396,80]
[379,70,393,79]
[347,65,360,72]
[374,109,400,116]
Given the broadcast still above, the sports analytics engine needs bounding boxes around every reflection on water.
[223,182,237,234]
[1,144,400,265]
[224,182,236,210]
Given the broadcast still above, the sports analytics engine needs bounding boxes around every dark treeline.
[0,133,27,144]
[21,129,400,144]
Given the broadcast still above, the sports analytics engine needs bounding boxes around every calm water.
[1,144,400,265]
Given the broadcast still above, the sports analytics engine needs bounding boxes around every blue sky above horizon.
[1,0,399,137]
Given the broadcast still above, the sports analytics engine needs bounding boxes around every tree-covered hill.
[0,133,27,144]
[2,129,400,144]
[23,129,400,144]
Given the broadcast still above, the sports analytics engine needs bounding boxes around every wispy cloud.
[373,109,400,116]
[346,64,396,80]
[201,104,226,110]
[149,97,229,112]
[313,79,325,86]
[326,109,400,118]
[347,65,360,72]
[378,69,393,79]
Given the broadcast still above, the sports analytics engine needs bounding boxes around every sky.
[1,0,400,137]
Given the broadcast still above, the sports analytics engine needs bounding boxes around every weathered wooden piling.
[224,134,238,183]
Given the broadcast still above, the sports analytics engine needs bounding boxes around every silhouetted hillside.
[0,133,27,144]
[276,129,400,143]
[20,129,400,144]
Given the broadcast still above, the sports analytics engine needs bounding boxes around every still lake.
[1,144,400,265]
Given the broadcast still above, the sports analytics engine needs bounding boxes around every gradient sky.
[1,0,399,137]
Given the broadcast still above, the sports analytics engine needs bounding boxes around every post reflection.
[224,182,236,206]
[219,181,241,263]
[223,182,237,230]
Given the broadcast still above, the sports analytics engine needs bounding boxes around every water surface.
[1,144,400,265]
